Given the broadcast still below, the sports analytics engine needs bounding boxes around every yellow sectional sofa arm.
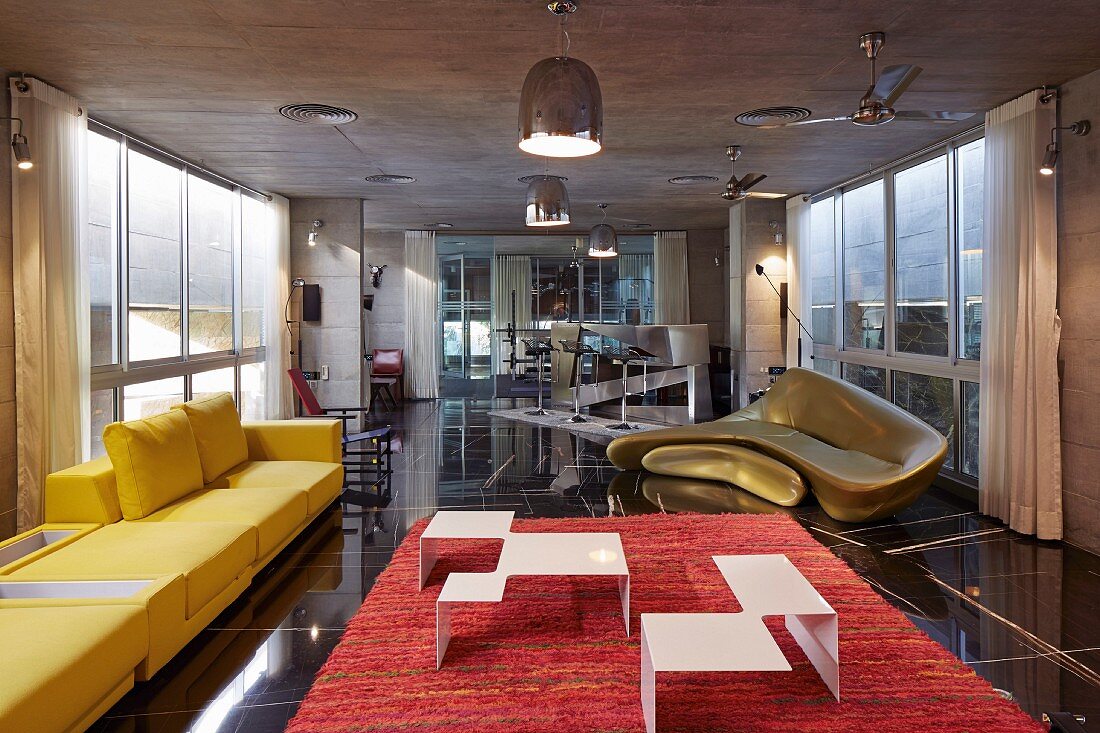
[44,456,124,525]
[241,420,342,463]
[0,524,100,574]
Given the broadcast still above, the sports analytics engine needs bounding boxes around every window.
[957,139,984,360]
[128,148,183,362]
[810,132,984,484]
[842,180,885,350]
[893,371,955,471]
[809,199,835,344]
[894,155,949,356]
[88,133,120,367]
[187,174,235,355]
[87,123,270,457]
[841,363,887,400]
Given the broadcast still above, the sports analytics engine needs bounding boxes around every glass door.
[438,255,492,385]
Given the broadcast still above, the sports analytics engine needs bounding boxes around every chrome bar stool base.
[605,346,644,432]
[522,337,554,417]
[558,339,599,424]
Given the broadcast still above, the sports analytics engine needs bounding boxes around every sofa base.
[65,674,134,733]
[640,444,808,507]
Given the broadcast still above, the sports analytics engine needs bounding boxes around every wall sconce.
[1040,120,1090,175]
[1,117,32,170]
[769,220,784,245]
[307,219,323,246]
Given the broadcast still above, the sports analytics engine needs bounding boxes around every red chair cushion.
[372,349,404,375]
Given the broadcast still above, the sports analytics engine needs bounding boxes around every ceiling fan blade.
[756,115,852,129]
[872,64,922,106]
[894,110,978,122]
[738,173,768,190]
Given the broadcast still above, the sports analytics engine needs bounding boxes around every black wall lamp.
[1040,120,1090,176]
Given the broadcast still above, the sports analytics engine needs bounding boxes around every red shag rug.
[287,514,1043,732]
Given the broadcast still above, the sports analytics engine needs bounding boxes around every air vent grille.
[278,103,358,125]
[668,175,719,185]
[735,106,812,127]
[365,174,417,185]
[518,174,568,184]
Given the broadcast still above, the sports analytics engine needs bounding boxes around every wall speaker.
[363,294,375,311]
[302,284,321,322]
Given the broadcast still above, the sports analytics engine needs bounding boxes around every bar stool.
[604,346,645,430]
[558,339,599,423]
[521,337,554,416]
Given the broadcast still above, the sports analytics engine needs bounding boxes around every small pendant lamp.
[525,175,571,227]
[588,203,618,257]
[518,2,603,158]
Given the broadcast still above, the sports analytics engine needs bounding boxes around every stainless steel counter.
[549,323,713,425]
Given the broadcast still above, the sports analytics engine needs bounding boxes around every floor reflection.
[92,399,1100,731]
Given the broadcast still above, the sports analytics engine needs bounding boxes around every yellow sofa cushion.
[176,392,249,484]
[0,604,147,733]
[9,521,256,618]
[43,455,124,524]
[103,409,205,520]
[140,488,308,562]
[206,460,344,515]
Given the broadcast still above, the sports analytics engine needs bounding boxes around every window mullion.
[180,166,190,366]
[883,170,896,358]
[119,137,130,371]
[947,142,960,364]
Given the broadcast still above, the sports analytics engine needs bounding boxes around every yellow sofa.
[0,393,345,733]
[606,368,948,522]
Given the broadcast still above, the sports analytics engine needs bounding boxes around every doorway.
[440,255,493,397]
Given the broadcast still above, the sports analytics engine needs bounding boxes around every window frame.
[809,128,984,486]
[88,120,267,419]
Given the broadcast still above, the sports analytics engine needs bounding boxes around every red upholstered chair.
[287,368,392,481]
[370,348,404,403]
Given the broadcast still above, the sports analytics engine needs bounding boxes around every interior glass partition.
[436,234,654,396]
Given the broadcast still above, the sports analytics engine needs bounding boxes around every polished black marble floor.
[90,399,1100,732]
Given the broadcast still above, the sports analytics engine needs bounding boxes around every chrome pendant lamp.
[525,174,571,227]
[588,203,618,257]
[518,1,603,158]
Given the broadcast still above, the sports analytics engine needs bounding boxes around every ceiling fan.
[721,146,767,200]
[748,32,975,129]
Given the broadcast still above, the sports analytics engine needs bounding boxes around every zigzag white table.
[419,511,630,669]
[640,554,838,733]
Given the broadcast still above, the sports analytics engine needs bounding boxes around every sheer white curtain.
[10,77,88,531]
[653,231,689,324]
[493,255,531,374]
[785,195,813,368]
[264,194,293,419]
[979,90,1062,539]
[404,231,439,398]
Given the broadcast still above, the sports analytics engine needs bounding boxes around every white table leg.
[619,574,631,636]
[420,537,439,590]
[641,624,656,733]
[786,612,839,700]
[436,600,452,670]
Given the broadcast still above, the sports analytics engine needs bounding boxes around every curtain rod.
[90,118,273,201]
[809,122,984,201]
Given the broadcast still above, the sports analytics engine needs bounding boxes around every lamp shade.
[588,223,618,257]
[519,56,603,158]
[525,175,571,227]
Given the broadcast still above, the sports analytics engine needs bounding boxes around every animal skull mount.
[368,263,388,289]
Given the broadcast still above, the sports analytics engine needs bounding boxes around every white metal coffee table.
[419,511,630,669]
[640,554,838,733]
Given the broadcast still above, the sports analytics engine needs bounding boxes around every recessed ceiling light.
[518,174,568,184]
[366,174,416,184]
[668,175,719,185]
[278,103,358,125]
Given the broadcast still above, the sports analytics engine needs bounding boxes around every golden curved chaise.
[606,367,948,522]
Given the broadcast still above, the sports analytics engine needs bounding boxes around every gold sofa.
[0,393,344,733]
[606,367,948,522]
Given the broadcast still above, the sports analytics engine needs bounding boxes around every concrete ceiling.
[2,1,1099,230]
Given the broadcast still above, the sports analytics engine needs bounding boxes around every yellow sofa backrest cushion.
[103,409,205,519]
[175,392,248,483]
